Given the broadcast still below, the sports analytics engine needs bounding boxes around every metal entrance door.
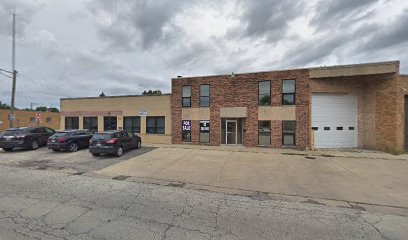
[226,120,237,144]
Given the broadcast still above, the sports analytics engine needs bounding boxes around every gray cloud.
[87,0,190,51]
[0,0,45,37]
[358,9,408,52]
[311,0,378,30]
[228,0,305,42]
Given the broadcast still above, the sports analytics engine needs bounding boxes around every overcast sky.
[0,0,407,109]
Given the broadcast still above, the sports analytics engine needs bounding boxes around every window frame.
[46,117,52,123]
[282,121,296,146]
[258,121,271,146]
[123,116,141,133]
[146,116,165,134]
[258,80,271,106]
[199,84,210,107]
[83,116,98,132]
[65,117,79,130]
[282,80,296,105]
[199,120,210,144]
[182,85,192,107]
[103,116,117,131]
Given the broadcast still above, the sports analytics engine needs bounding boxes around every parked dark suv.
[89,130,141,157]
[0,127,55,151]
[47,130,93,152]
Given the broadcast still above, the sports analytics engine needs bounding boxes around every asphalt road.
[0,166,407,240]
[0,146,155,174]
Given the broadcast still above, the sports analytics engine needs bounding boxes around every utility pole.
[9,9,17,128]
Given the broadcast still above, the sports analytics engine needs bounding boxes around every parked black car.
[0,127,55,151]
[47,129,93,152]
[89,130,141,157]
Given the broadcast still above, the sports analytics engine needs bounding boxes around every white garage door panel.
[312,94,358,148]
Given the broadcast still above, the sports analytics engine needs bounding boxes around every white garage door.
[312,93,358,148]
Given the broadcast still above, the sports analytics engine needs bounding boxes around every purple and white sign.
[182,120,191,131]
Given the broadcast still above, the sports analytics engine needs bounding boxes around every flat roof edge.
[310,60,399,79]
[60,93,171,101]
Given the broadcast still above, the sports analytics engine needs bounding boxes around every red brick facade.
[172,69,310,149]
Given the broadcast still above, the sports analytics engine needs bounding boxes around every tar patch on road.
[112,175,131,181]
[350,204,367,211]
[302,199,326,205]
[166,182,185,188]
[250,192,273,201]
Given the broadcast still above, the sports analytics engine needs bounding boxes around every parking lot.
[0,146,155,175]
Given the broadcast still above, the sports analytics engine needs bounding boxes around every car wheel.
[114,146,123,157]
[30,140,39,150]
[69,143,79,152]
[92,153,100,157]
[3,148,13,152]
[136,141,141,149]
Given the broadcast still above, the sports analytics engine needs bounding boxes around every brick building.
[172,61,407,153]
[0,109,60,132]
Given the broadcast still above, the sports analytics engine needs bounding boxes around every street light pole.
[9,10,17,128]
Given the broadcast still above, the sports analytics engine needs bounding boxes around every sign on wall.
[182,120,191,131]
[200,121,210,132]
[139,111,148,116]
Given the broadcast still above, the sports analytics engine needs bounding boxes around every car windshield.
[2,130,26,136]
[51,132,69,138]
[92,133,113,140]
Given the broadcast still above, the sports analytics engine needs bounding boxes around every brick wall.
[0,109,60,132]
[172,69,310,149]
[310,73,402,152]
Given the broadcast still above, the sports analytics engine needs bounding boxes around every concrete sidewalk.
[97,147,408,210]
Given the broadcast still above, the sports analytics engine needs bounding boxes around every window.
[45,128,55,134]
[182,86,191,107]
[84,117,98,132]
[30,117,35,123]
[200,85,210,107]
[258,121,271,146]
[123,116,140,133]
[349,127,355,130]
[282,121,296,146]
[146,117,165,134]
[312,127,318,130]
[337,127,343,130]
[324,127,330,130]
[65,117,79,129]
[31,127,46,133]
[104,116,117,131]
[282,80,296,105]
[182,120,191,142]
[200,120,210,143]
[46,117,52,123]
[258,81,271,106]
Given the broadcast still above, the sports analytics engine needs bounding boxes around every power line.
[17,72,72,98]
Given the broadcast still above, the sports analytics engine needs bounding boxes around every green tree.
[0,101,11,109]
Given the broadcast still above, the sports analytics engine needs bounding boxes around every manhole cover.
[112,175,131,181]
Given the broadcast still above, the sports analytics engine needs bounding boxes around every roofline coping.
[172,60,400,80]
[60,93,171,101]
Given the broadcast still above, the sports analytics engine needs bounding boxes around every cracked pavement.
[0,166,407,239]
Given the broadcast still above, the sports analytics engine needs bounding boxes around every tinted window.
[32,128,46,133]
[104,117,117,131]
[92,133,113,140]
[259,81,271,106]
[3,130,26,136]
[65,117,79,129]
[124,116,140,133]
[45,128,55,134]
[52,132,69,138]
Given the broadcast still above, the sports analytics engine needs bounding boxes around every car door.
[119,131,131,150]
[36,127,49,145]
[127,132,137,148]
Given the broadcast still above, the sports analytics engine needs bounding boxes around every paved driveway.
[97,147,408,210]
[0,146,155,174]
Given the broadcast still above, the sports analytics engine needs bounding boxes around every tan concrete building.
[0,109,60,132]
[60,94,172,144]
